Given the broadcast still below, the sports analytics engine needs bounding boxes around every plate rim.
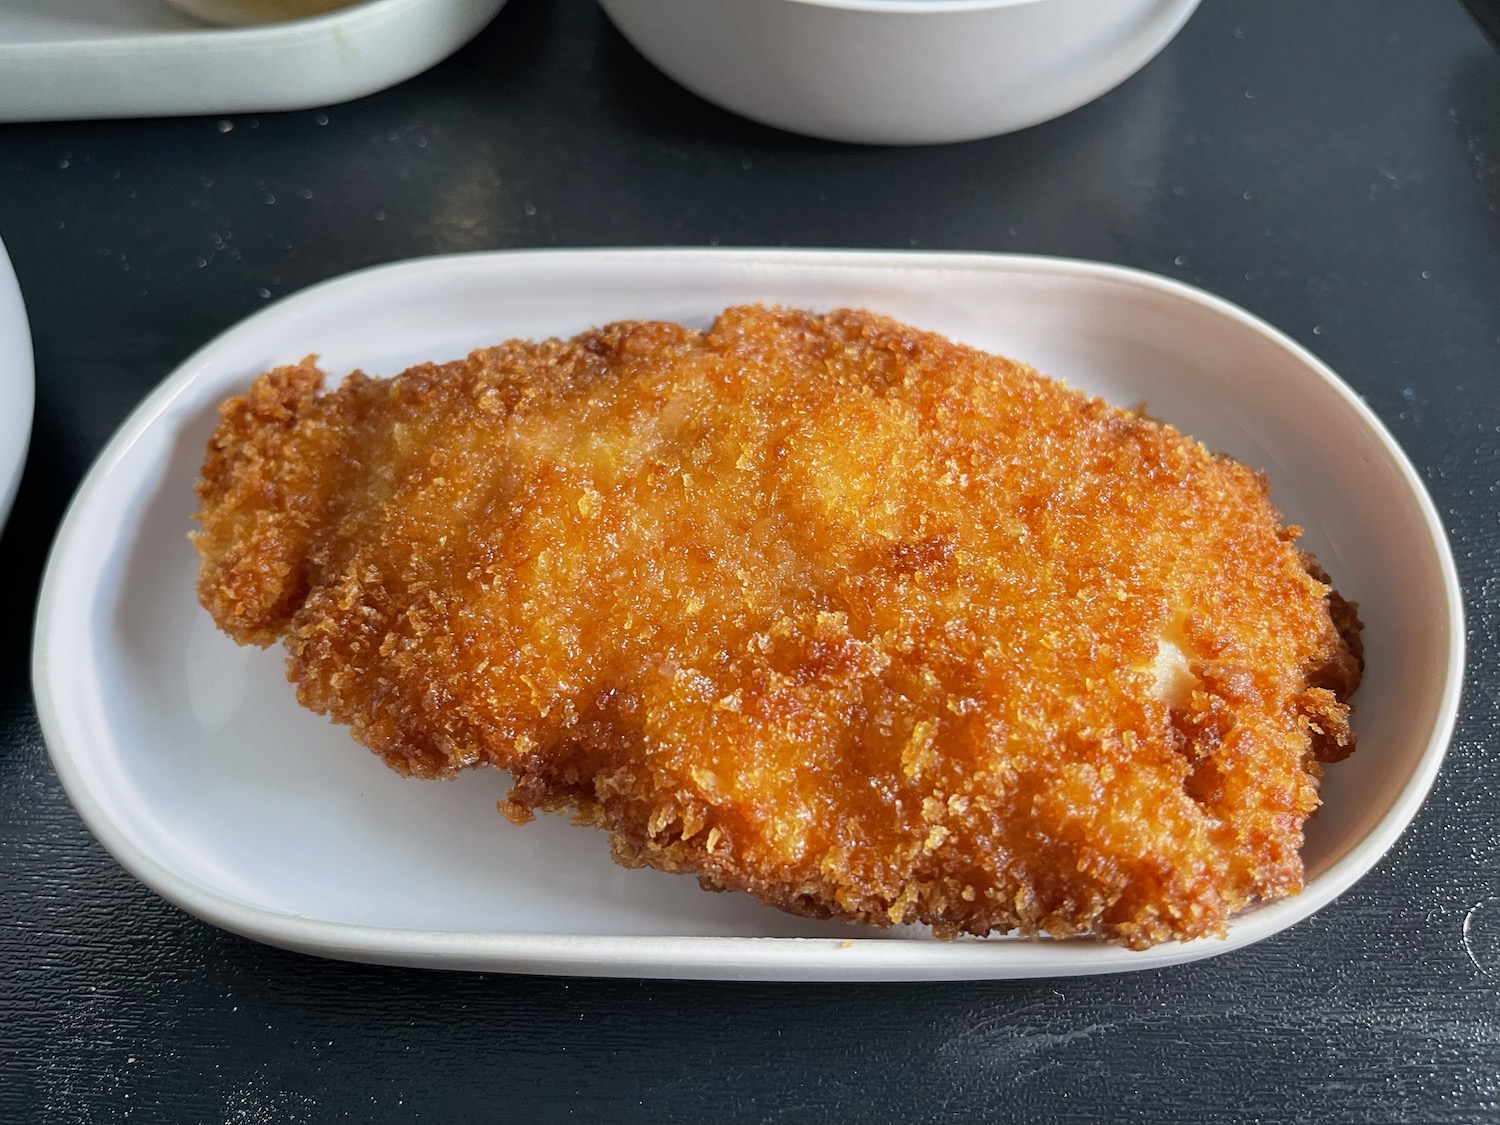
[31,247,1466,980]
[0,233,35,531]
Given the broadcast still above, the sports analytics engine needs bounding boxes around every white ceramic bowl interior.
[162,0,367,27]
[598,0,1204,145]
[33,249,1463,981]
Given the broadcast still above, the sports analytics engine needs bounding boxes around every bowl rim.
[774,0,1056,13]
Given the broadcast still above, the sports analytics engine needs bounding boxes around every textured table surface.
[2,0,1498,1121]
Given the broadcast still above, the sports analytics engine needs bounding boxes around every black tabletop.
[3,0,1498,1121]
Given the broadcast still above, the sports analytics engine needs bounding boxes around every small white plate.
[0,235,34,531]
[0,0,506,123]
[33,249,1463,981]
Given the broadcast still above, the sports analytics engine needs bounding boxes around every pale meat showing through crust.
[192,306,1362,949]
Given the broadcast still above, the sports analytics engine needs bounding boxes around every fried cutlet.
[192,305,1361,948]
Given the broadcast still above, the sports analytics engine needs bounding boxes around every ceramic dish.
[33,249,1462,981]
[598,0,1202,145]
[0,0,506,123]
[0,235,34,531]
[162,0,365,25]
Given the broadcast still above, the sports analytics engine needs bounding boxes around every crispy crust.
[193,306,1361,948]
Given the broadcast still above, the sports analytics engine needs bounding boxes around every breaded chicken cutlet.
[193,305,1361,949]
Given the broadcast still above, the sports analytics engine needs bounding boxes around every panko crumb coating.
[193,305,1362,948]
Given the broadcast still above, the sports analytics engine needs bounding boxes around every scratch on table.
[938,1004,1112,1066]
[1462,896,1499,976]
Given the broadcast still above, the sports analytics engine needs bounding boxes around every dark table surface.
[3,0,1499,1121]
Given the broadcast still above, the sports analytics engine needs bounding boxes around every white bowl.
[33,249,1463,981]
[597,0,1203,145]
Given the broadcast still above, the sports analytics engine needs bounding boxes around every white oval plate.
[0,234,34,531]
[0,0,505,123]
[33,249,1463,981]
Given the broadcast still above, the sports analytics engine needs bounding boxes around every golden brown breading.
[193,306,1361,948]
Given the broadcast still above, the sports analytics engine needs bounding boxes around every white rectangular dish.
[0,0,505,122]
[33,249,1463,980]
